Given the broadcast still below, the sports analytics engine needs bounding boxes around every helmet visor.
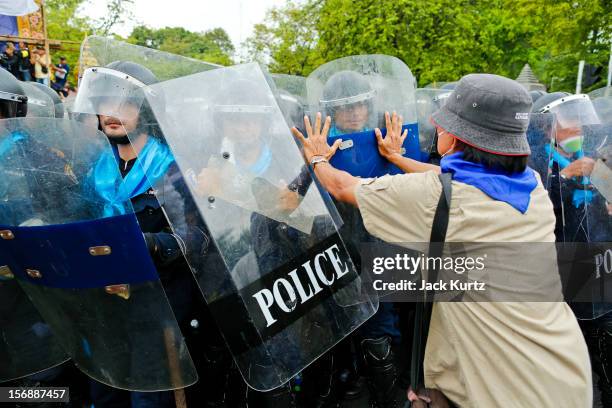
[546,94,601,129]
[73,67,148,121]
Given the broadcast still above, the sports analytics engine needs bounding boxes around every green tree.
[128,25,234,66]
[93,0,135,36]
[245,0,611,91]
[45,0,92,85]
[243,0,324,74]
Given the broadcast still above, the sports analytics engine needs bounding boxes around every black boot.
[253,383,297,408]
[303,352,340,408]
[362,336,400,408]
[198,343,232,407]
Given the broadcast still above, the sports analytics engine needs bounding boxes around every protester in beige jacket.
[291,73,592,407]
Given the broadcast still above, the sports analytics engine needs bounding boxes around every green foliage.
[128,25,235,66]
[245,0,611,91]
[44,0,234,85]
[93,0,134,36]
[46,0,135,84]
[244,0,325,74]
[45,0,91,85]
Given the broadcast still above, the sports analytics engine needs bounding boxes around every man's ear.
[450,136,458,152]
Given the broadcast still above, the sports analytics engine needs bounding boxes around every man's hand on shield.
[291,112,342,163]
[375,111,408,161]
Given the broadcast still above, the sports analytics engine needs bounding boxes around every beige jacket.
[355,170,592,408]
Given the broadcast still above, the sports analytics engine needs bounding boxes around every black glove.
[144,229,210,267]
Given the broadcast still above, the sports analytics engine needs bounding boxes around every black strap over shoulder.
[411,172,453,389]
[430,172,453,244]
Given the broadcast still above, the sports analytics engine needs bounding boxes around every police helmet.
[0,68,28,118]
[31,82,64,118]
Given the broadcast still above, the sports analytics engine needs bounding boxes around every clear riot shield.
[271,73,344,229]
[0,118,197,390]
[79,35,220,83]
[306,55,421,178]
[415,88,453,163]
[0,273,68,381]
[554,121,611,319]
[589,87,612,201]
[526,113,555,186]
[21,82,55,118]
[135,63,378,391]
[271,74,307,130]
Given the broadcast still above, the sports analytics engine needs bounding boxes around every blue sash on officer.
[93,136,174,216]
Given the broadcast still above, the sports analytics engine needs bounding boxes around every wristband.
[310,155,328,168]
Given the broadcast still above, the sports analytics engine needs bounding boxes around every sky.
[80,0,288,53]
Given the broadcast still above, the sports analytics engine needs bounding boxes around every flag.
[0,0,39,17]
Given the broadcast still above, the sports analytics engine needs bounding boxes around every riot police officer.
[322,71,376,138]
[74,61,213,408]
[319,70,403,408]
[534,92,612,406]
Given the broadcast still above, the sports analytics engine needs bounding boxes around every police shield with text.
[132,63,378,401]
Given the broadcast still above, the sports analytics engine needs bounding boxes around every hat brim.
[431,105,531,156]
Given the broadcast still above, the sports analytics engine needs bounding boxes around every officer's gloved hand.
[143,232,183,266]
[143,229,209,267]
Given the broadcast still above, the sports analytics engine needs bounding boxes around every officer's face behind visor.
[334,101,369,132]
[547,95,601,154]
[219,113,269,166]
[97,98,140,139]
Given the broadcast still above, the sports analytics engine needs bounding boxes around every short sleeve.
[355,171,441,243]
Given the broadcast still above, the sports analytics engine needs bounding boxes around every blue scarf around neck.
[94,136,175,216]
[440,152,537,214]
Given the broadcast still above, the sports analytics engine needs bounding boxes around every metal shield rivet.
[89,246,112,256]
[0,265,14,279]
[222,152,230,159]
[0,230,14,240]
[208,196,215,203]
[105,284,130,300]
[26,269,42,279]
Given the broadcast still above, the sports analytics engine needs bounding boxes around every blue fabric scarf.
[328,124,371,137]
[440,152,537,214]
[93,136,175,216]
[237,144,272,177]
